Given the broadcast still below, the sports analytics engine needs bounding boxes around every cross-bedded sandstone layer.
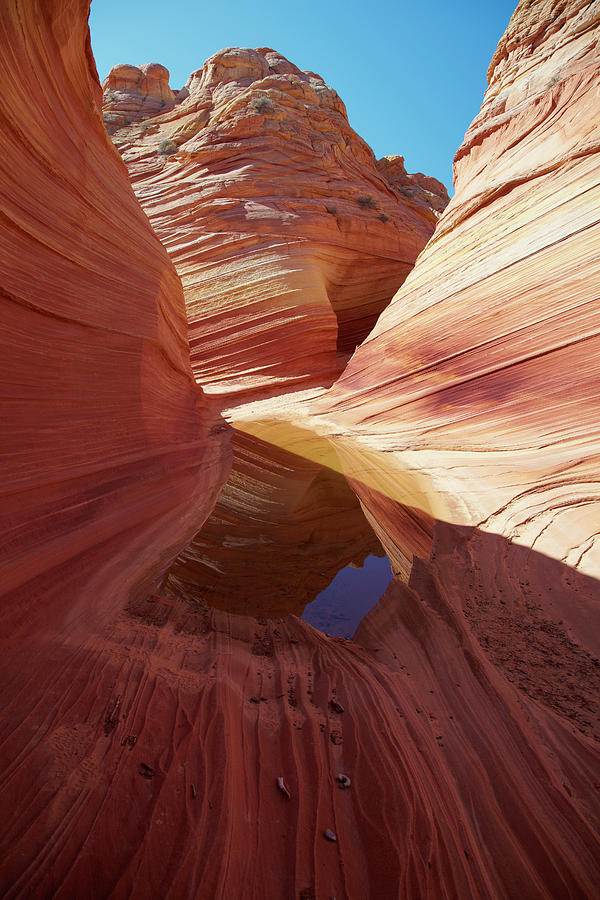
[103,47,447,400]
[0,0,230,888]
[102,46,447,614]
[1,0,600,898]
[320,0,600,581]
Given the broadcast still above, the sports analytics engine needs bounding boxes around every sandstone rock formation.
[103,62,178,132]
[104,47,446,618]
[0,0,230,888]
[1,0,600,898]
[320,0,600,581]
[376,154,449,214]
[104,47,447,400]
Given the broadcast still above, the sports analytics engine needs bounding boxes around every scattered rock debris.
[277,776,291,799]
[138,763,154,779]
[103,694,122,736]
[120,734,137,749]
[336,774,351,789]
[329,699,344,714]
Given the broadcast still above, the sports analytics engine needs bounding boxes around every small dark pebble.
[324,829,337,842]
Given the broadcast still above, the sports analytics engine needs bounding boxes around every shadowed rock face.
[1,0,600,898]
[103,46,447,399]
[165,431,384,618]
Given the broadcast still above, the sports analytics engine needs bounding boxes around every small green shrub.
[157,138,177,156]
[357,195,377,210]
[378,213,389,223]
[546,75,560,89]
[250,96,274,114]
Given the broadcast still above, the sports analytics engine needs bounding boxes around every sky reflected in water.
[302,554,393,638]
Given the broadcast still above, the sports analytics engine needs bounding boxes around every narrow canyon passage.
[1,0,600,897]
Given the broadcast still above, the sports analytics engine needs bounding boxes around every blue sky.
[89,0,517,192]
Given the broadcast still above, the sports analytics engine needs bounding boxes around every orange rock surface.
[1,0,600,898]
[104,47,446,400]
[103,63,177,133]
[0,0,230,622]
[320,0,600,581]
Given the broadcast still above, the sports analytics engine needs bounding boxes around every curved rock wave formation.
[1,0,600,898]
[320,0,600,580]
[104,47,448,400]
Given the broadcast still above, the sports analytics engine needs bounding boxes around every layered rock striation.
[0,0,230,890]
[321,0,600,581]
[104,47,447,400]
[1,0,600,898]
[103,47,447,616]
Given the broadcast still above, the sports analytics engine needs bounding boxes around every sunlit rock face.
[321,0,600,582]
[102,62,177,132]
[104,46,447,618]
[376,154,449,214]
[165,431,384,618]
[2,0,600,898]
[103,47,447,400]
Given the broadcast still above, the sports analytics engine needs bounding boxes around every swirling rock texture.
[103,47,446,400]
[103,47,444,618]
[0,0,230,891]
[321,0,600,580]
[2,1,600,900]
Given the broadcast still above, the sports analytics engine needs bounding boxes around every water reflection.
[166,429,384,619]
[302,554,393,638]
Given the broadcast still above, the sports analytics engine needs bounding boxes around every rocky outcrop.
[102,62,178,132]
[376,154,450,214]
[105,47,447,400]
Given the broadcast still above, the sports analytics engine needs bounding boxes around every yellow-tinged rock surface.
[165,430,383,617]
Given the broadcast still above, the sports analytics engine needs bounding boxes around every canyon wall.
[321,0,600,582]
[1,0,599,898]
[0,0,230,891]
